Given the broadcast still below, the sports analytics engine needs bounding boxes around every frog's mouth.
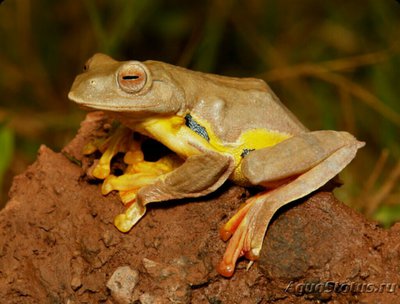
[74,102,155,111]
[68,90,156,112]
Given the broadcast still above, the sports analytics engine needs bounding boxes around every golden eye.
[117,63,147,93]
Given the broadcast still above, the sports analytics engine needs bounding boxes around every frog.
[68,53,364,277]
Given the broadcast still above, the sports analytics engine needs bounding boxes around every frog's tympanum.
[68,54,364,277]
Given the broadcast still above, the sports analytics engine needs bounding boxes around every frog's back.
[144,61,307,142]
[184,69,307,142]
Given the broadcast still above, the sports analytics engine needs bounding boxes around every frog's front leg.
[139,151,234,202]
[116,151,235,232]
[218,130,364,277]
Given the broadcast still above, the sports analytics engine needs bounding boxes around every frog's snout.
[67,74,85,104]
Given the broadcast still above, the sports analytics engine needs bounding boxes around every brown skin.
[69,54,306,141]
[69,53,364,277]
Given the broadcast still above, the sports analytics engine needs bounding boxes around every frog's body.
[131,113,292,185]
[69,54,364,277]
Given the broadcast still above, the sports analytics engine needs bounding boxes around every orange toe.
[244,249,259,261]
[219,228,232,242]
[217,260,235,277]
[220,200,253,242]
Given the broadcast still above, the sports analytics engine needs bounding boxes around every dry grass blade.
[364,149,390,196]
[314,71,400,128]
[339,89,356,133]
[366,160,400,217]
[323,51,389,72]
[261,64,400,128]
[386,193,400,206]
[230,13,271,67]
[14,0,59,109]
[177,26,203,67]
[359,149,389,214]
[261,50,391,82]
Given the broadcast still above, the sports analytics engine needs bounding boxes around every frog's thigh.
[218,131,364,277]
[242,130,363,186]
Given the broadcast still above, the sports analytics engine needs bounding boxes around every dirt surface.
[0,112,399,303]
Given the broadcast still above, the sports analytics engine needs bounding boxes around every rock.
[106,266,139,304]
[1,112,399,303]
[142,258,191,304]
[259,192,399,303]
[139,293,168,304]
[70,276,82,291]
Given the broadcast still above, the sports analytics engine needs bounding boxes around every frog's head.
[68,53,184,118]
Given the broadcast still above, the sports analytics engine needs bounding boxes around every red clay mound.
[0,112,399,303]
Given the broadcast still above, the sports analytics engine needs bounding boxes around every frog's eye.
[83,57,93,72]
[117,62,147,93]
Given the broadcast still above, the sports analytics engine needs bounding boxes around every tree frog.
[68,53,364,277]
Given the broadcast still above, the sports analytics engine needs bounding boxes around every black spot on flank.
[185,114,210,141]
[241,148,255,158]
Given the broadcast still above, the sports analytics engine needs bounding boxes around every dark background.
[0,0,399,225]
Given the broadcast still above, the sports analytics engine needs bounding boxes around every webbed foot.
[84,123,182,232]
[218,193,269,277]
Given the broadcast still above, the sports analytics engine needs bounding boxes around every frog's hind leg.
[218,131,364,277]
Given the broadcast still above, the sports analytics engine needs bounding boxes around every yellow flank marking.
[135,116,211,158]
[136,114,291,184]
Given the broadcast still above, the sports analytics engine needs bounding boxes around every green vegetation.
[0,121,14,202]
[0,0,399,225]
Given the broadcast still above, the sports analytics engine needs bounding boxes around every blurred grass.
[0,121,14,203]
[0,0,399,226]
